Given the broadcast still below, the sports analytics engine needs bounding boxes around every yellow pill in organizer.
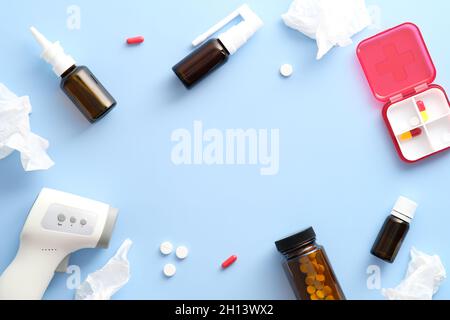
[421,111,429,122]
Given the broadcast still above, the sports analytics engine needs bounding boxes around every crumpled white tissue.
[282,0,372,59]
[0,83,54,171]
[383,248,446,300]
[75,239,133,300]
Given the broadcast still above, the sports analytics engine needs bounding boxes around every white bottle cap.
[392,196,418,223]
[192,4,263,55]
[30,27,76,77]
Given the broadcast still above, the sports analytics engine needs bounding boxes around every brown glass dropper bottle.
[371,196,418,263]
[30,27,116,123]
[172,4,263,89]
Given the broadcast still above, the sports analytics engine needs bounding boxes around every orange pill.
[323,286,333,296]
[305,276,315,286]
[310,294,319,300]
[309,252,317,259]
[326,295,335,300]
[316,274,326,282]
[317,265,325,273]
[314,281,324,290]
[316,290,325,299]
[300,257,310,264]
[300,264,309,273]
[312,261,321,269]
[307,286,316,295]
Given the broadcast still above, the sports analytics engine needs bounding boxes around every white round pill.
[409,116,420,127]
[176,246,189,260]
[163,264,177,278]
[160,242,173,255]
[280,64,293,77]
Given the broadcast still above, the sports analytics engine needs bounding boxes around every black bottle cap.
[275,227,316,254]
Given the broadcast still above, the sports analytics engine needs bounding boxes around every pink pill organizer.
[357,23,450,163]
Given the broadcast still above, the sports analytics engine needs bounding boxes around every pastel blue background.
[0,0,449,300]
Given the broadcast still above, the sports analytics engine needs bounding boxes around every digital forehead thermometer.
[0,188,118,300]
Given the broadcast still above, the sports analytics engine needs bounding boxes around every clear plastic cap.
[392,196,418,222]
[192,4,263,55]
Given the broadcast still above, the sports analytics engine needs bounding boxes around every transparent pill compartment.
[357,23,450,163]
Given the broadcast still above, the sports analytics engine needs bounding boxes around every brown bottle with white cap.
[172,4,263,89]
[371,196,418,263]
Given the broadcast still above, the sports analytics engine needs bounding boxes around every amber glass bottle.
[30,27,117,123]
[172,39,230,89]
[275,227,346,300]
[371,196,417,263]
[60,65,117,123]
[172,5,263,89]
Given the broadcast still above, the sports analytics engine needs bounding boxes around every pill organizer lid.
[357,23,436,102]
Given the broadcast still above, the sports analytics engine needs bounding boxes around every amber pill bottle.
[275,227,346,300]
[371,196,418,263]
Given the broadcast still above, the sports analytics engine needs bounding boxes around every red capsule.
[126,36,144,45]
[416,100,426,112]
[222,255,238,269]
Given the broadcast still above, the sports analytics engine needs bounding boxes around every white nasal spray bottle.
[172,4,263,88]
[0,188,118,300]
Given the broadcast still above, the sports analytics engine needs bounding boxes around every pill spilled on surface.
[160,242,174,255]
[222,255,238,269]
[126,36,145,45]
[280,64,293,77]
[164,264,177,278]
[176,246,189,260]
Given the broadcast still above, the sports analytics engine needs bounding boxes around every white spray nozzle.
[192,4,263,55]
[30,27,52,49]
[30,26,76,77]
